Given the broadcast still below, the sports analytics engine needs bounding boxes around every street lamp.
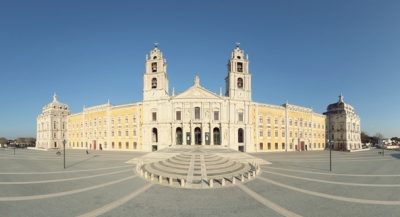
[328,139,332,172]
[63,139,66,169]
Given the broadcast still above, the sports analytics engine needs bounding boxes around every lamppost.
[63,139,66,169]
[328,139,332,172]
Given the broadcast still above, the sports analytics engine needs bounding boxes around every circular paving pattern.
[136,148,260,188]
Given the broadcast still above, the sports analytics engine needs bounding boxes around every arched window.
[152,128,158,143]
[194,127,202,145]
[151,62,157,72]
[213,127,220,145]
[238,128,244,143]
[151,78,157,89]
[237,78,243,89]
[237,62,243,72]
[176,127,183,145]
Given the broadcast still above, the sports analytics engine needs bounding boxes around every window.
[176,111,181,121]
[151,62,157,72]
[259,116,263,124]
[267,129,271,137]
[282,143,286,150]
[112,142,115,149]
[238,128,244,143]
[237,77,243,88]
[267,117,271,124]
[118,131,121,136]
[237,62,243,72]
[274,130,278,137]
[275,143,278,150]
[126,142,129,149]
[268,143,271,150]
[274,118,278,125]
[282,131,285,137]
[151,78,157,89]
[152,128,158,143]
[289,119,292,126]
[259,143,263,150]
[259,129,263,137]
[238,112,244,122]
[118,142,122,149]
[195,107,200,120]
[125,131,128,136]
[133,129,136,136]
[214,111,219,121]
[152,112,157,121]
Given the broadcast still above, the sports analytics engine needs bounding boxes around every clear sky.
[1,0,399,139]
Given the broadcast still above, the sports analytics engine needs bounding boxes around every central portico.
[142,44,252,152]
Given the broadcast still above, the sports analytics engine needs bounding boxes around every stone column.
[210,123,214,145]
[201,123,205,146]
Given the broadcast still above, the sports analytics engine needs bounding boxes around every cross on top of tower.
[235,42,240,48]
[154,42,159,48]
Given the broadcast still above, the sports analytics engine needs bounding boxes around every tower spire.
[339,93,344,103]
[53,93,58,102]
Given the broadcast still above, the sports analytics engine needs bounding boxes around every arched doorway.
[176,127,183,145]
[238,128,244,143]
[213,127,220,145]
[194,127,202,145]
[152,128,158,143]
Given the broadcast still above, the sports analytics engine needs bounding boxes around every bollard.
[232,176,236,184]
[210,179,214,188]
[140,169,144,176]
[169,177,173,185]
[144,171,148,179]
[252,170,256,177]
[181,179,185,187]
[151,173,154,181]
[241,174,245,182]
[221,178,225,186]
[159,175,163,184]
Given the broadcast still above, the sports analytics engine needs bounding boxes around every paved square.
[1,148,400,216]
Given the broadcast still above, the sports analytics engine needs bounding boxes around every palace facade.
[36,45,361,152]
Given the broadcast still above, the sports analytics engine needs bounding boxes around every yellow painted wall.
[67,103,143,151]
[251,103,326,152]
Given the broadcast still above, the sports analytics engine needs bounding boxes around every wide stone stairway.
[128,146,270,189]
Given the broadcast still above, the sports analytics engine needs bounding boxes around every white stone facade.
[36,94,70,149]
[324,95,362,151]
[142,45,252,152]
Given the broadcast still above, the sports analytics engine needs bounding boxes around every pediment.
[174,86,221,100]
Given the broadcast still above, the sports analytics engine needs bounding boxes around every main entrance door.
[194,127,202,145]
[300,141,305,151]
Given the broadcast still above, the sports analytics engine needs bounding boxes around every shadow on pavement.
[66,154,99,169]
[390,153,400,159]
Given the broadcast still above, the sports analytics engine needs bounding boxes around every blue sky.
[0,0,399,139]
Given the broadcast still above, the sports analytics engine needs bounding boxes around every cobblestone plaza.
[1,148,400,217]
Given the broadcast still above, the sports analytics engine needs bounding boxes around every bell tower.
[143,44,169,101]
[225,43,252,101]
